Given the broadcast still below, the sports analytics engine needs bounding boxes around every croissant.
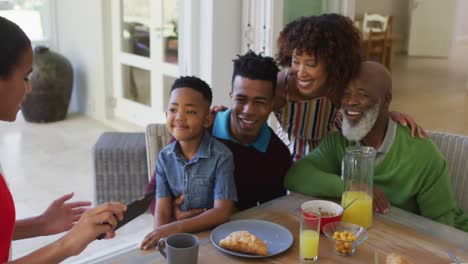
[386,253,410,264]
[220,230,268,256]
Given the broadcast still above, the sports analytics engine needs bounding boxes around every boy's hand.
[173,195,206,221]
[140,227,172,250]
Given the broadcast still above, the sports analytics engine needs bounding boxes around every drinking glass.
[300,210,321,262]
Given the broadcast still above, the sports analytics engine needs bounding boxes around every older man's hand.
[373,187,390,214]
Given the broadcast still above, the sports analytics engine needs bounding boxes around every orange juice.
[300,230,319,260]
[341,191,373,228]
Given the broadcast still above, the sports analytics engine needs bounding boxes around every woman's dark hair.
[232,50,279,95]
[276,13,362,99]
[0,16,31,79]
[171,76,213,105]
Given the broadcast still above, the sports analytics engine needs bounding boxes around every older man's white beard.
[342,102,381,142]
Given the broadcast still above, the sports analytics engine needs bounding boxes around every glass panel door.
[162,0,179,64]
[111,0,180,126]
[122,0,151,57]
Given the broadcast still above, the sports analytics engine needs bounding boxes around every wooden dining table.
[90,193,468,263]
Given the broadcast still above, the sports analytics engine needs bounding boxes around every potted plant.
[166,19,178,50]
[164,19,178,63]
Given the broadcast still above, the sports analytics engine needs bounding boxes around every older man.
[284,61,468,231]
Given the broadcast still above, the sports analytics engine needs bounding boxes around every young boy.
[141,76,237,250]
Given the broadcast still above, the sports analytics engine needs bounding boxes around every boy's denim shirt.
[156,130,238,211]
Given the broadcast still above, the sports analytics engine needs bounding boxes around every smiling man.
[211,51,292,210]
[284,61,468,232]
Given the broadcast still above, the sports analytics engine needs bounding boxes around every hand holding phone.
[96,191,155,240]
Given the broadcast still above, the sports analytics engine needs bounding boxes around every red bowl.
[301,200,343,232]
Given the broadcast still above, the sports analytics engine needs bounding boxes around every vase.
[21,46,73,123]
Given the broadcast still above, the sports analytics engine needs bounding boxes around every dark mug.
[158,233,199,264]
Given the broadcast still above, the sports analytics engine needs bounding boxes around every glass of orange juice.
[300,210,321,262]
[341,146,376,229]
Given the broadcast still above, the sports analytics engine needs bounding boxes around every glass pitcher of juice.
[341,146,375,229]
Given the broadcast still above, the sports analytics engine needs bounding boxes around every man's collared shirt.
[212,109,271,152]
[356,118,397,164]
[156,131,237,211]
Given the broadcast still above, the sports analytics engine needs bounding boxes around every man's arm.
[284,132,346,198]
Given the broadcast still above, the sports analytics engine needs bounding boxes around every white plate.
[210,219,293,258]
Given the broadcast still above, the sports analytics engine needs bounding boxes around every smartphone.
[96,190,155,240]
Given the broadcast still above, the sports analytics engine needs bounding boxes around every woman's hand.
[390,111,427,139]
[39,192,91,235]
[61,202,126,256]
[373,187,390,214]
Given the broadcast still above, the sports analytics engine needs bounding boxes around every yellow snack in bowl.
[333,231,357,255]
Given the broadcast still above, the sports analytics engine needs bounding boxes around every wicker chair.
[145,123,172,180]
[427,131,468,212]
[93,132,148,204]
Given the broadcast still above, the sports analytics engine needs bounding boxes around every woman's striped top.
[274,73,341,162]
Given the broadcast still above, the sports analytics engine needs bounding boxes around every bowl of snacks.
[300,200,343,232]
[322,222,368,256]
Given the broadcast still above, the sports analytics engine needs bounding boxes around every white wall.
[454,0,468,41]
[197,0,242,107]
[55,0,111,120]
[408,0,455,57]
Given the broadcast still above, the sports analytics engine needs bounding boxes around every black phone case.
[96,190,155,240]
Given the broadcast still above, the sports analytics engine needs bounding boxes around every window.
[0,0,55,46]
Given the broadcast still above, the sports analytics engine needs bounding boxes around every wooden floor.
[391,40,468,136]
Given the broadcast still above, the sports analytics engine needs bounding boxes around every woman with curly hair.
[273,14,424,162]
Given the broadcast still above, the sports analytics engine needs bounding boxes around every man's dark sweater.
[214,129,292,209]
[146,111,292,212]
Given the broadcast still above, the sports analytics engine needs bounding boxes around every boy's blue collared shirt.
[156,131,237,211]
[212,109,271,152]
